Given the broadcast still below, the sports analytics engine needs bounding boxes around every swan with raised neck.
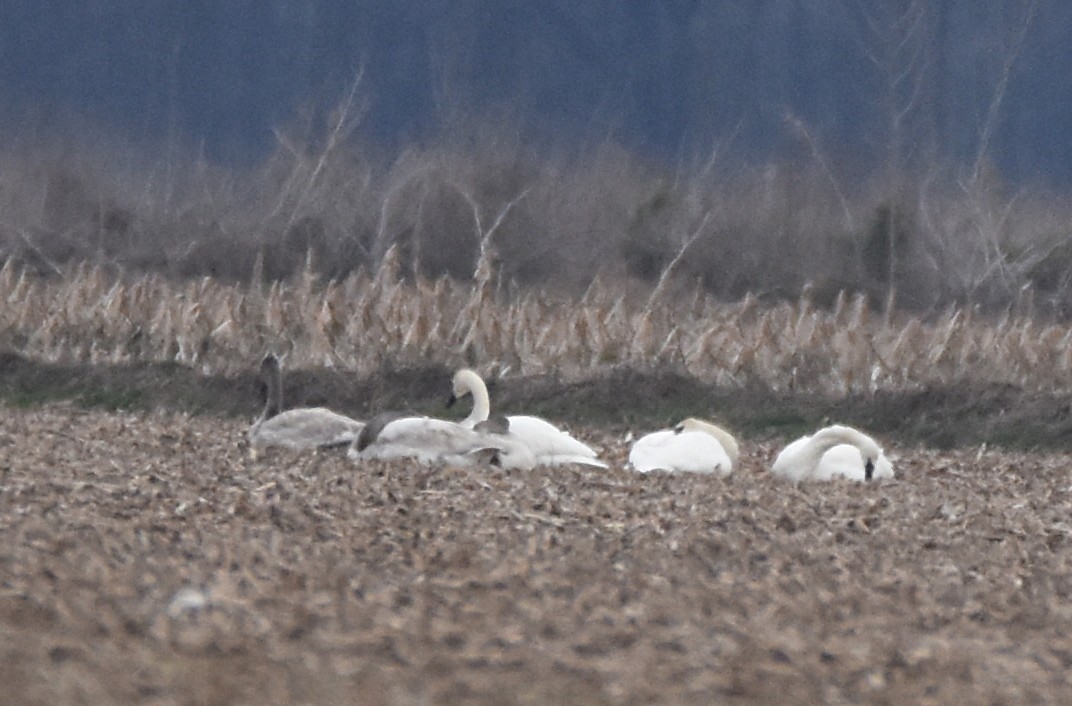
[248,353,365,457]
[447,368,606,468]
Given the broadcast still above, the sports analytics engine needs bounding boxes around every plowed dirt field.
[3,404,1072,705]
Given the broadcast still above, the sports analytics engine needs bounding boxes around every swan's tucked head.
[814,424,882,480]
[674,417,740,465]
[674,418,707,432]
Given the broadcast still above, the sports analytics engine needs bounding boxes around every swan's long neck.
[797,440,836,476]
[261,359,283,421]
[800,426,867,476]
[684,420,739,466]
[461,371,491,426]
[709,428,739,466]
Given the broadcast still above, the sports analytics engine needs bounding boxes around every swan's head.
[260,353,280,375]
[448,368,484,407]
[259,353,281,388]
[354,411,404,452]
[674,417,711,434]
[815,425,882,481]
[257,353,283,417]
[855,435,882,481]
[674,417,740,465]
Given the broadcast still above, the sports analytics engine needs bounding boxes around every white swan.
[771,425,894,482]
[471,416,538,470]
[628,418,738,474]
[248,354,364,457]
[448,368,607,468]
[347,412,531,468]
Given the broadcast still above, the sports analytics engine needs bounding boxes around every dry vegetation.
[4,256,1072,396]
[3,111,1072,318]
[4,104,1072,704]
[4,405,1072,705]
[4,113,1071,394]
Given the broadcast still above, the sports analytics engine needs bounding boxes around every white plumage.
[449,368,607,468]
[629,418,737,474]
[772,425,893,482]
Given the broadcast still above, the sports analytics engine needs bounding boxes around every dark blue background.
[1,1,1066,183]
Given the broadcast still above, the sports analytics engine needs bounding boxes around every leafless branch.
[645,211,711,311]
[784,113,855,231]
[970,0,1039,185]
[458,186,532,280]
[3,225,63,276]
[284,68,368,230]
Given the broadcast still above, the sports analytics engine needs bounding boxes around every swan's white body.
[348,416,499,466]
[629,418,738,475]
[449,368,607,468]
[249,354,364,456]
[475,425,538,470]
[772,425,893,482]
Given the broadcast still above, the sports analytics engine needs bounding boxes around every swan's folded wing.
[252,407,364,450]
[506,415,601,461]
[630,429,729,473]
[354,417,496,465]
[771,436,812,479]
[542,454,609,469]
[629,429,676,471]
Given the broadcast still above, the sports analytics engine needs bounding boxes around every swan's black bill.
[865,458,875,481]
[446,394,458,408]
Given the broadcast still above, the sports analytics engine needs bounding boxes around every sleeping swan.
[772,425,894,482]
[629,418,738,474]
[448,368,607,468]
[248,353,364,456]
[348,411,534,469]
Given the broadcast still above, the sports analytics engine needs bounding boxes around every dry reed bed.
[2,253,1071,393]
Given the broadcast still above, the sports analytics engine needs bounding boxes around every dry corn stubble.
[3,405,1072,704]
[3,257,1072,394]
